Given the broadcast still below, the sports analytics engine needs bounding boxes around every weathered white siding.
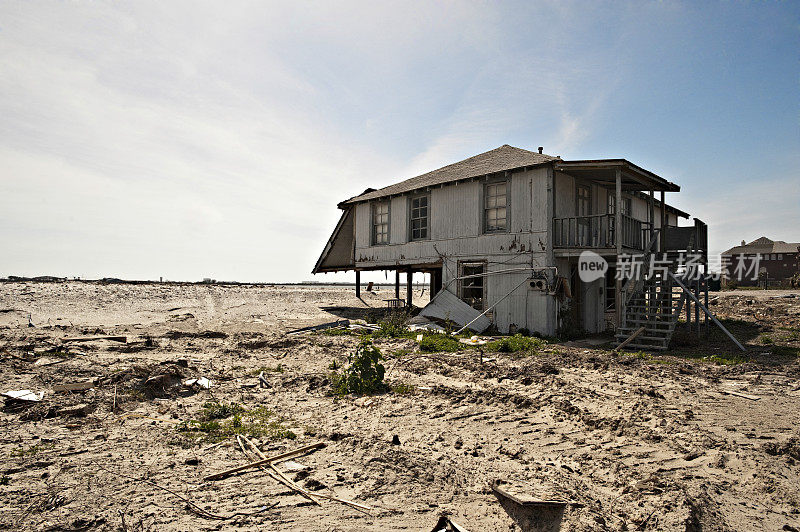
[353,167,556,334]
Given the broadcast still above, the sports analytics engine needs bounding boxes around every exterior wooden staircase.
[614,268,686,350]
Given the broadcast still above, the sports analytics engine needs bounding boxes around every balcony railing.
[553,213,645,250]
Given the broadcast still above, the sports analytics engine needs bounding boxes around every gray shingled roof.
[722,237,800,256]
[340,145,557,205]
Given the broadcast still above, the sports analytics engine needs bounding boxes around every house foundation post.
[355,270,361,298]
[615,168,623,328]
[406,270,413,308]
[395,270,400,299]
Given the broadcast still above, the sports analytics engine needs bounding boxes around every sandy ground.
[0,282,799,531]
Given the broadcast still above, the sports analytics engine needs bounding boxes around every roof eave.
[340,160,555,206]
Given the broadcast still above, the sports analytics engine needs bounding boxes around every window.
[371,202,389,245]
[484,181,508,232]
[607,193,631,215]
[777,254,783,260]
[409,195,429,240]
[459,261,486,310]
[622,197,632,216]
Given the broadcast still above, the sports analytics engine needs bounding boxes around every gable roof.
[722,237,800,256]
[340,145,557,206]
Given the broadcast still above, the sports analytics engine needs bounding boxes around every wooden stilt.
[355,270,361,298]
[406,270,413,308]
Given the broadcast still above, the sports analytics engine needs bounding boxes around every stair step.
[620,343,668,351]
[615,334,671,343]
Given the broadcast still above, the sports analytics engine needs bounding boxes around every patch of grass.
[418,334,463,353]
[759,334,774,344]
[319,327,360,337]
[485,334,546,354]
[625,351,653,361]
[248,364,284,375]
[771,345,800,357]
[706,354,748,365]
[9,442,55,457]
[674,353,749,365]
[178,401,296,443]
[390,382,416,395]
[330,339,386,396]
[200,400,244,420]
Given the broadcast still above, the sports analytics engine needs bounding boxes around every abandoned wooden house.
[314,145,709,349]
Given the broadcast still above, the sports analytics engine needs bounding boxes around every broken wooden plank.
[720,389,761,401]
[52,380,96,392]
[62,335,127,343]
[237,435,322,506]
[613,326,646,352]
[204,442,325,481]
[490,480,569,507]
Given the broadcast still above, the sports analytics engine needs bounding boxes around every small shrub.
[759,334,774,344]
[375,311,412,338]
[330,339,386,395]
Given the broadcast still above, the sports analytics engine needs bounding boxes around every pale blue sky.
[0,1,797,282]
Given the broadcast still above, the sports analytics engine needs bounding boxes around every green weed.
[330,339,386,395]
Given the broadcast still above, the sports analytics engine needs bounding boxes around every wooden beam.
[355,270,361,298]
[406,270,413,308]
[395,270,400,299]
[614,327,645,352]
[615,168,623,328]
[659,190,666,253]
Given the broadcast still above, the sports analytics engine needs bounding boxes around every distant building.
[721,237,800,286]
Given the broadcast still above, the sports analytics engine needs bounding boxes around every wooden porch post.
[648,190,655,242]
[659,191,666,253]
[406,270,413,308]
[615,168,623,328]
[355,270,361,298]
[395,270,400,299]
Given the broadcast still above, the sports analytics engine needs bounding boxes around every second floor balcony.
[553,213,648,251]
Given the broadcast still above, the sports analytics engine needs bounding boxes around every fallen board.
[62,336,127,343]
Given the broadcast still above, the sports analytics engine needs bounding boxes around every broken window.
[371,202,389,245]
[410,195,429,240]
[622,197,632,216]
[484,181,507,232]
[459,261,486,310]
[607,194,632,216]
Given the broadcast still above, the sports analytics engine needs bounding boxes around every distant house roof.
[339,144,682,207]
[722,237,800,256]
[340,145,557,206]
